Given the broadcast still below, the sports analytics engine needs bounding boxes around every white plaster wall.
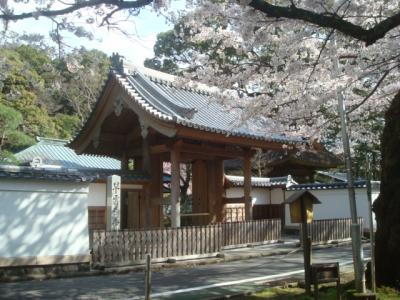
[87,183,143,207]
[87,183,106,206]
[225,187,285,205]
[0,180,90,260]
[270,188,285,204]
[284,188,380,229]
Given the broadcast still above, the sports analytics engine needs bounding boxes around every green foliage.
[53,114,80,140]
[144,22,248,75]
[0,103,33,162]
[0,103,23,135]
[0,41,110,158]
[0,150,19,164]
[6,131,35,152]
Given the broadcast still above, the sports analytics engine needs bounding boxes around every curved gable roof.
[70,64,304,151]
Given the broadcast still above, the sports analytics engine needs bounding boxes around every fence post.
[145,253,151,300]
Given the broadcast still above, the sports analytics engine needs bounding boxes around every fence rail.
[91,219,281,266]
[222,219,281,247]
[303,217,363,243]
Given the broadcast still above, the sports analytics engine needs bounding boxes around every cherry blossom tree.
[2,0,400,289]
[175,0,400,289]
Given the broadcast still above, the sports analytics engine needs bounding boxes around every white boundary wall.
[225,184,380,231]
[0,180,90,266]
[285,188,380,230]
[225,187,285,205]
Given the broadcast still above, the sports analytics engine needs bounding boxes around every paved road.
[0,246,370,300]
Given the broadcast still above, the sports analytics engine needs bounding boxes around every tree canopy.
[2,0,400,290]
[0,39,110,161]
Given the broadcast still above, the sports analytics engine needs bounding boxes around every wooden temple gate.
[69,64,301,230]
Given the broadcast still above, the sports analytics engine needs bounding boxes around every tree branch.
[248,0,400,45]
[347,67,394,114]
[0,0,153,22]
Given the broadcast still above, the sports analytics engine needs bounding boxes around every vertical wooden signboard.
[106,175,121,230]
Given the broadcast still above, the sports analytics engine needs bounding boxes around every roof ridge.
[37,137,68,145]
[123,62,218,96]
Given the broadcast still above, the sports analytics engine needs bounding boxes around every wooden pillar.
[170,146,181,227]
[192,160,208,225]
[150,154,163,227]
[243,154,252,221]
[216,159,224,222]
[121,151,129,170]
[207,160,216,224]
[209,159,224,223]
[142,137,151,173]
[142,127,152,228]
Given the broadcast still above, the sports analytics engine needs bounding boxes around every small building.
[224,175,295,222]
[285,181,380,230]
[222,174,380,231]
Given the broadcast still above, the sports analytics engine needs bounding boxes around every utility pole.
[332,37,366,293]
[366,156,376,292]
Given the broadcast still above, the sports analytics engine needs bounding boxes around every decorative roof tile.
[225,174,295,188]
[0,165,89,182]
[286,181,369,191]
[16,137,120,170]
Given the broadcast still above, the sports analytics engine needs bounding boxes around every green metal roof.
[16,137,121,170]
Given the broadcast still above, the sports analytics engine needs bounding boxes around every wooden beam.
[243,155,253,220]
[99,132,127,144]
[170,145,181,227]
[223,197,246,204]
[180,142,248,158]
[150,141,250,158]
[151,144,170,154]
[176,126,290,150]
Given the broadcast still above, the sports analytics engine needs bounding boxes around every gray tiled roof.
[225,174,295,188]
[0,165,89,182]
[286,181,368,191]
[16,137,121,170]
[114,67,303,145]
[0,165,149,182]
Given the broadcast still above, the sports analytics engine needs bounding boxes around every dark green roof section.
[120,69,304,144]
[0,165,149,183]
[0,165,89,182]
[16,137,121,170]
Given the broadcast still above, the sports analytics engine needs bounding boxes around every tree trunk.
[374,90,400,288]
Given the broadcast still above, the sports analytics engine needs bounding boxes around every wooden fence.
[222,219,281,247]
[303,217,363,243]
[91,219,281,266]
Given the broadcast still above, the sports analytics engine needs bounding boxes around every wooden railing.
[222,219,281,247]
[303,217,363,243]
[91,219,281,266]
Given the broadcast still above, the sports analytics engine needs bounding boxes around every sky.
[4,1,186,65]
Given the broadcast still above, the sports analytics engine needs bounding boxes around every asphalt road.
[0,245,370,300]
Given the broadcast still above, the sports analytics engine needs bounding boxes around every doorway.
[121,190,143,229]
